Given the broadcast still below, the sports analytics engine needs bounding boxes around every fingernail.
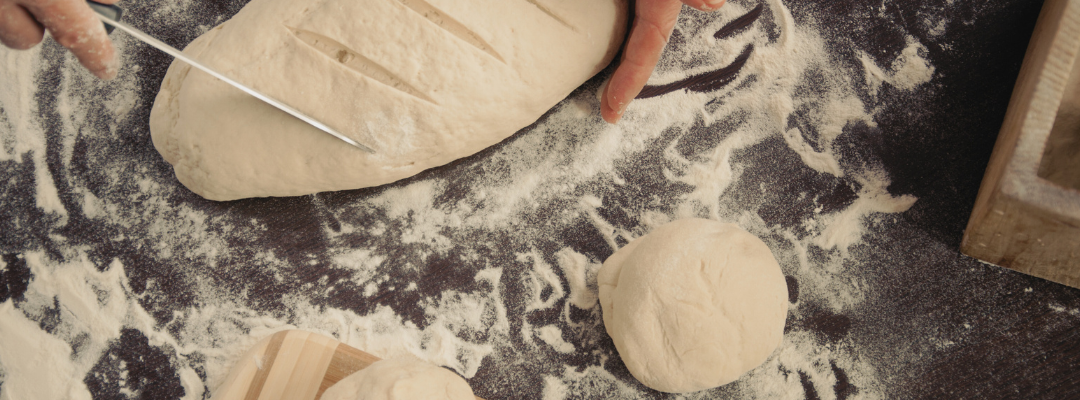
[703,0,724,10]
[603,98,624,124]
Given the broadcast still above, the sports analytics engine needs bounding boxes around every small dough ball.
[320,357,474,400]
[598,218,788,393]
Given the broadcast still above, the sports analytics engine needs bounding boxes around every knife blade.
[86,1,375,153]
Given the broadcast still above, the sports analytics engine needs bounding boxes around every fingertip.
[0,3,45,50]
[604,109,623,124]
[0,33,43,50]
[90,46,120,80]
[73,35,120,79]
[27,0,121,79]
[599,79,622,124]
[608,67,644,115]
[93,62,119,80]
[601,101,622,124]
[602,101,623,123]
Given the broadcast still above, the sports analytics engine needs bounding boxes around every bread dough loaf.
[149,0,627,200]
[320,356,474,400]
[598,218,788,393]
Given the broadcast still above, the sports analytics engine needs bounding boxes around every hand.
[601,0,725,123]
[0,0,118,79]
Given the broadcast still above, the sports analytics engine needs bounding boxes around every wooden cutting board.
[210,330,485,400]
[961,0,1080,288]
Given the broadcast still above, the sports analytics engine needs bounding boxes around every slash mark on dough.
[290,28,437,104]
[394,0,507,63]
[522,0,577,31]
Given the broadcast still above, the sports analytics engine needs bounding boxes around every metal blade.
[95,13,375,153]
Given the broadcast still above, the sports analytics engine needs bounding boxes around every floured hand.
[601,0,725,123]
[0,0,118,79]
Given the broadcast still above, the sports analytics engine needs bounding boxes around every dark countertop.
[2,0,1079,399]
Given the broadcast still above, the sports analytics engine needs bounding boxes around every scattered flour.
[0,0,992,399]
[1048,303,1080,317]
[0,47,68,224]
[520,250,566,313]
[813,171,919,252]
[536,325,575,354]
[0,251,206,400]
[0,300,93,400]
[860,38,936,95]
[554,248,600,310]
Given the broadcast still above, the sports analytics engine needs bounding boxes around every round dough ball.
[598,218,788,393]
[320,357,475,400]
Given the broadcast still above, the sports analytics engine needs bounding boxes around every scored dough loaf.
[150,0,627,200]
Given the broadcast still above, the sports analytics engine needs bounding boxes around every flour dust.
[0,0,954,398]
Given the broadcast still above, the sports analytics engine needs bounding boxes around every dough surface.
[149,0,627,200]
[320,356,474,400]
[598,218,788,393]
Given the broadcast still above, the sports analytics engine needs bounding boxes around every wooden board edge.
[317,341,488,400]
[965,0,1080,244]
[962,192,1080,288]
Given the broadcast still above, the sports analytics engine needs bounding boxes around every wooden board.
[209,330,485,400]
[962,0,1080,287]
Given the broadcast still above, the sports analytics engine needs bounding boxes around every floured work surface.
[2,0,1079,399]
